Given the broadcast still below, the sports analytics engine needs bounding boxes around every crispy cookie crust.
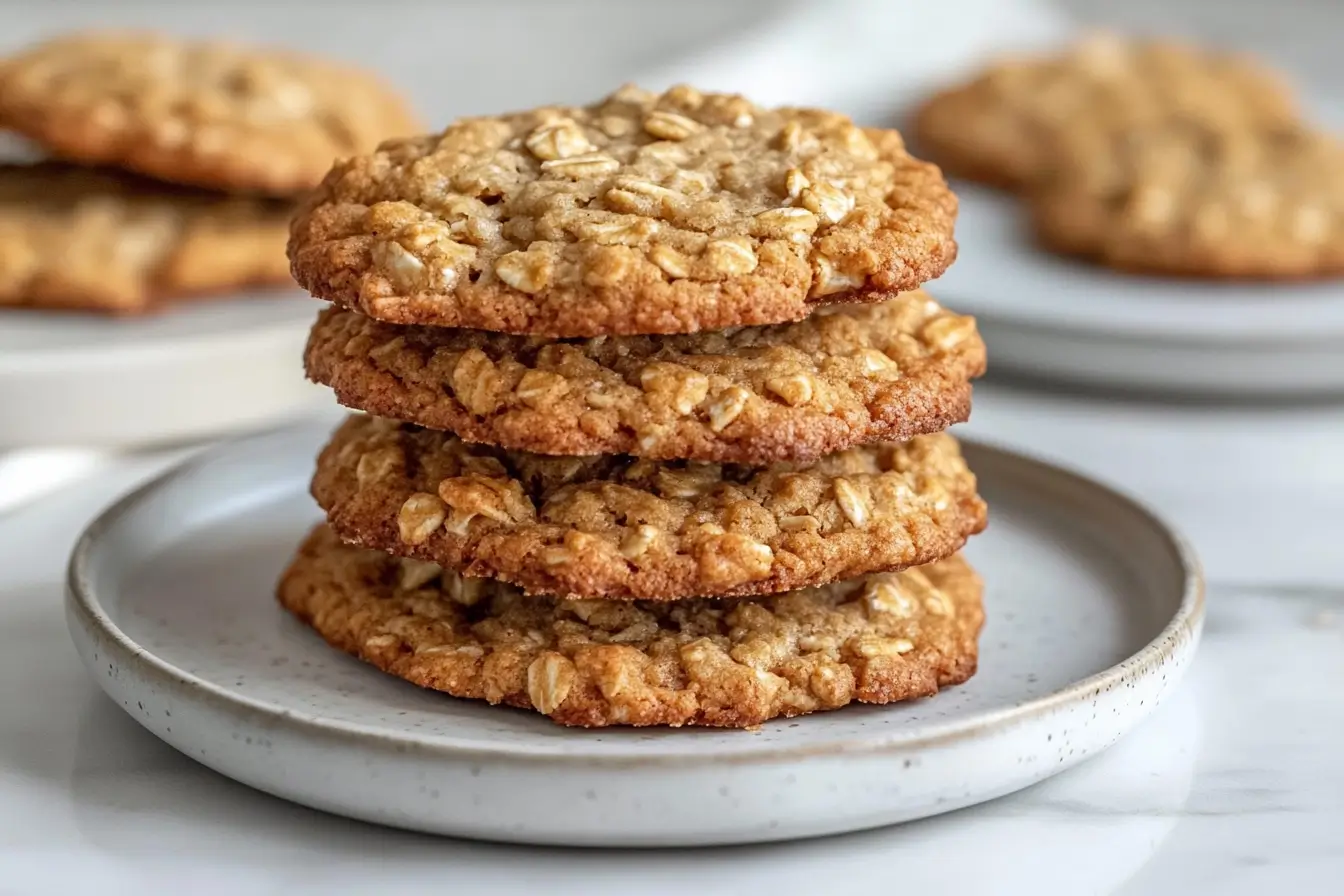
[912,34,1297,191]
[278,525,983,728]
[1029,123,1344,278]
[312,415,986,601]
[0,32,422,196]
[303,290,985,463]
[0,162,292,313]
[289,84,957,336]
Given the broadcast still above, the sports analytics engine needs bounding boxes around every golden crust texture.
[1030,123,1344,278]
[311,414,986,601]
[303,289,985,463]
[289,83,958,336]
[277,525,983,728]
[913,33,1298,190]
[0,162,292,313]
[0,32,422,196]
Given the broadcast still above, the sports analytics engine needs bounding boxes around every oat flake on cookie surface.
[288,84,958,337]
[304,289,985,463]
[311,415,986,602]
[0,32,422,196]
[278,525,983,728]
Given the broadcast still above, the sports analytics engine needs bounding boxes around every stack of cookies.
[277,85,989,728]
[0,32,419,314]
[914,33,1344,279]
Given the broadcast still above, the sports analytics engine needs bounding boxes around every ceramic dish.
[0,294,330,448]
[931,184,1344,396]
[65,422,1203,847]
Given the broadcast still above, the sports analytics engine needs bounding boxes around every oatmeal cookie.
[278,525,983,727]
[0,162,291,313]
[312,415,986,601]
[303,290,984,463]
[912,33,1297,190]
[288,84,958,336]
[0,32,421,196]
[1030,122,1344,278]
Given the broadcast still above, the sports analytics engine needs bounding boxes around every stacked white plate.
[0,293,328,449]
[931,183,1344,396]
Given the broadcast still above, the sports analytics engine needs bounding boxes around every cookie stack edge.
[280,85,988,727]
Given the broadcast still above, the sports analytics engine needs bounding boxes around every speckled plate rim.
[65,422,1204,767]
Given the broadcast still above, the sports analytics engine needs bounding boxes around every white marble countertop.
[2,382,1341,895]
[2,1,1342,892]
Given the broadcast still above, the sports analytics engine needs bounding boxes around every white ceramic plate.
[65,423,1202,847]
[0,292,330,448]
[931,183,1344,395]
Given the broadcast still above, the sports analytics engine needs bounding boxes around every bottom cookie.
[277,525,983,728]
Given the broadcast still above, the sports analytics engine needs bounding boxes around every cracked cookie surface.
[913,34,1297,190]
[0,32,422,196]
[0,162,292,313]
[1030,122,1344,278]
[278,525,983,727]
[289,84,957,336]
[304,289,984,463]
[312,415,986,601]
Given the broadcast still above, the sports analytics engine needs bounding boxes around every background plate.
[65,423,1203,847]
[0,293,329,448]
[932,183,1344,396]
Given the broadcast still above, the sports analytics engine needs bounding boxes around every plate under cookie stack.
[277,84,990,728]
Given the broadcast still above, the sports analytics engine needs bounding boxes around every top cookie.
[0,32,422,196]
[288,84,958,336]
[1030,122,1344,278]
[912,34,1298,190]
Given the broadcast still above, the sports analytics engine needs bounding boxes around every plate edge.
[64,424,1207,768]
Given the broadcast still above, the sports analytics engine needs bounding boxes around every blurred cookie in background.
[0,162,292,314]
[0,31,423,196]
[911,33,1299,190]
[1029,122,1344,279]
[0,30,422,316]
